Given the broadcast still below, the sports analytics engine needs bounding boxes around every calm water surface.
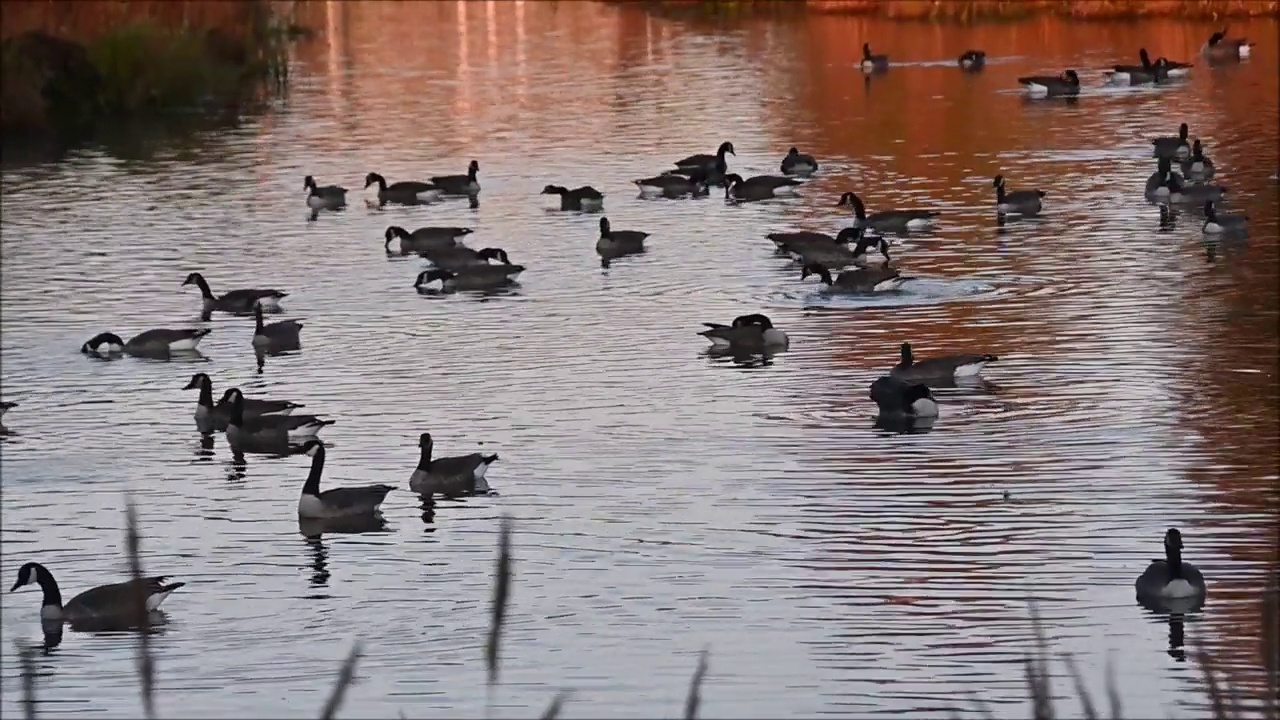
[2,4,1278,718]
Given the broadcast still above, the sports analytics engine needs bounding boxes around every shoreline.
[631,0,1280,21]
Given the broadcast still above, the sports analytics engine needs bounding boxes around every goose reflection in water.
[194,433,215,462]
[702,347,780,370]
[255,344,301,375]
[420,496,438,531]
[298,515,391,589]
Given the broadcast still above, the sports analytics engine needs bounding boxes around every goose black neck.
[468,165,478,181]
[303,446,326,496]
[849,196,867,220]
[193,275,214,299]
[254,307,264,334]
[229,393,244,427]
[996,183,1007,203]
[32,563,63,609]
[1165,542,1184,579]
[900,344,914,367]
[197,379,213,409]
[417,441,434,471]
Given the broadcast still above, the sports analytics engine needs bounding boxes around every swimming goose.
[698,314,789,352]
[767,228,857,257]
[541,184,604,211]
[780,147,819,176]
[1161,173,1227,205]
[224,388,333,446]
[740,174,804,195]
[837,192,939,233]
[870,375,939,418]
[81,328,209,356]
[1135,528,1207,603]
[633,173,709,198]
[993,175,1047,215]
[860,43,889,72]
[1152,123,1191,160]
[958,50,986,71]
[1145,157,1184,199]
[429,160,481,196]
[1017,69,1080,97]
[891,342,998,381]
[468,248,525,278]
[297,440,394,519]
[0,400,15,432]
[251,304,303,347]
[797,231,891,269]
[800,262,907,293]
[364,172,442,205]
[1156,57,1194,77]
[184,372,302,430]
[596,217,649,258]
[1201,29,1253,60]
[426,246,517,274]
[1202,200,1248,236]
[673,141,735,173]
[667,154,729,186]
[182,272,287,314]
[1179,139,1215,179]
[10,562,184,621]
[724,174,792,202]
[409,432,498,497]
[384,225,472,255]
[304,176,347,208]
[414,268,516,293]
[1104,49,1161,85]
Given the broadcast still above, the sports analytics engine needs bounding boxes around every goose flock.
[9,26,1261,638]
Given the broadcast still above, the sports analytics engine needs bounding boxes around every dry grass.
[14,505,1278,719]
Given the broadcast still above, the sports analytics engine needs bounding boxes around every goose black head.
[1138,48,1151,67]
[993,174,1006,189]
[599,217,612,237]
[385,226,410,243]
[836,192,862,208]
[304,175,317,191]
[862,42,872,59]
[717,141,736,157]
[1191,138,1203,157]
[1177,123,1189,139]
[1062,69,1080,85]
[81,332,125,354]
[787,147,799,156]
[1164,528,1184,550]
[800,263,833,284]
[300,439,324,457]
[468,160,480,175]
[899,342,917,365]
[1203,200,1218,220]
[10,562,43,592]
[181,272,205,288]
[184,372,211,390]
[364,172,385,190]
[414,269,454,287]
[540,184,568,196]
[418,432,433,449]
[903,383,935,404]
[834,227,864,245]
[478,248,511,264]
[1207,30,1225,46]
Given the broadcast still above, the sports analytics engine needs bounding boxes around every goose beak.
[9,581,23,592]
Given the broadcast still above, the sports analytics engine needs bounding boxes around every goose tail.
[482,454,499,465]
[1037,191,1047,198]
[192,328,212,340]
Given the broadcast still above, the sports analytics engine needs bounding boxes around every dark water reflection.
[1,4,1277,718]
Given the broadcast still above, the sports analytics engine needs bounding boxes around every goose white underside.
[772,185,801,196]
[706,336,733,348]
[1022,82,1049,96]
[1152,186,1171,198]
[168,337,203,351]
[417,189,443,202]
[146,587,179,611]
[579,198,604,211]
[255,296,283,311]
[905,218,933,229]
[762,329,790,348]
[287,423,327,439]
[1174,147,1191,160]
[873,277,908,292]
[1166,67,1191,77]
[860,61,878,73]
[789,163,817,175]
[91,342,125,354]
[635,183,665,196]
[1161,578,1199,598]
[1203,221,1224,234]
[911,397,940,418]
[474,461,493,480]
[297,493,383,519]
[1106,71,1131,84]
[953,361,989,378]
[307,195,326,209]
[1238,45,1252,58]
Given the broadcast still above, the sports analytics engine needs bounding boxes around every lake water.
[1,4,1277,718]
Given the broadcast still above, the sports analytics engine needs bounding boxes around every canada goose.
[1145,157,1184,199]
[797,230,890,269]
[667,154,729,187]
[429,160,481,196]
[800,262,908,293]
[1135,528,1207,603]
[740,174,804,195]
[891,342,997,381]
[81,328,209,356]
[10,562,184,621]
[426,246,517,274]
[724,174,790,202]
[597,217,649,258]
[767,228,858,256]
[1202,200,1248,236]
[252,304,303,348]
[383,225,472,255]
[837,192,939,233]
[780,147,819,176]
[182,272,287,314]
[0,400,15,432]
[468,248,525,278]
[409,432,498,497]
[861,43,889,72]
[1161,172,1227,205]
[297,440,394,519]
[1201,29,1253,60]
[633,173,709,198]
[1017,69,1080,97]
[304,175,347,208]
[541,184,604,211]
[1104,48,1161,84]
[673,141,735,173]
[698,314,789,352]
[870,375,939,418]
[224,388,333,446]
[993,175,1046,215]
[1179,139,1215,178]
[364,172,442,205]
[1152,123,1191,160]
[183,372,302,430]
[1156,57,1194,77]
[958,50,986,71]
[414,268,516,293]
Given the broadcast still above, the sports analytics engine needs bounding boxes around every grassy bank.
[14,503,1280,719]
[640,0,1279,20]
[0,1,291,142]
